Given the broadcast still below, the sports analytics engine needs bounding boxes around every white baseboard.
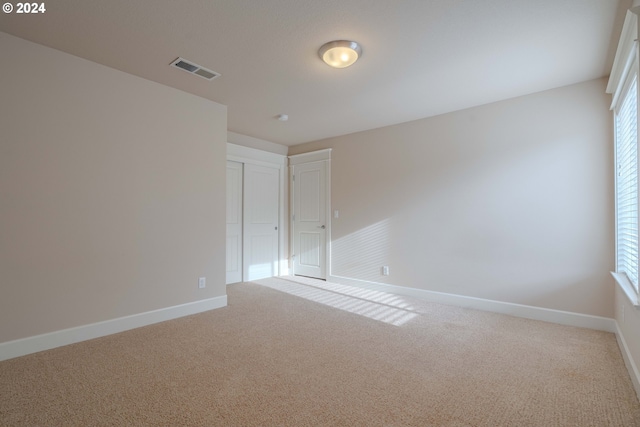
[0,295,227,362]
[327,275,617,332]
[615,321,640,400]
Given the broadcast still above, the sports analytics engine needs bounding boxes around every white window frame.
[612,67,639,304]
[608,9,640,307]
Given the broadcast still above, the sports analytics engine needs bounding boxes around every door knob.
[318,225,325,229]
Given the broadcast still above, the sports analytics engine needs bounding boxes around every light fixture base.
[318,40,362,69]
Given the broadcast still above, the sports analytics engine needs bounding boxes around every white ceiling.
[0,0,630,146]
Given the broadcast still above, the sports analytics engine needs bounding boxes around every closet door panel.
[226,161,243,284]
[243,163,279,281]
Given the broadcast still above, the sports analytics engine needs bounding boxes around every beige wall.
[0,33,227,343]
[290,78,614,318]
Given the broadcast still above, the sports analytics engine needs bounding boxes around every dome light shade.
[318,40,362,68]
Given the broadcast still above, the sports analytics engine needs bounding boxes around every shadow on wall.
[331,218,391,282]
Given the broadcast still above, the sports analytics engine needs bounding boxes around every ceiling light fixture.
[318,40,362,69]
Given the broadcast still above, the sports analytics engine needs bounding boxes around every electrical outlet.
[382,266,389,276]
[198,277,206,289]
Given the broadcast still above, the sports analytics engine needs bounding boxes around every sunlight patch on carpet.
[253,277,418,326]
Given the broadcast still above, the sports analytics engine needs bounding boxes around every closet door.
[226,161,243,284]
[243,163,279,281]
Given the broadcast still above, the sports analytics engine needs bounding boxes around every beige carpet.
[1,276,639,426]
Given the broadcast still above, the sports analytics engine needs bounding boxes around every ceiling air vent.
[170,57,220,81]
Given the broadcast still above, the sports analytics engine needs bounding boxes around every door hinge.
[292,214,295,221]
[292,175,295,181]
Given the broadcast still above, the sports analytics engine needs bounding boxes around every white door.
[243,163,279,281]
[226,161,243,284]
[293,161,327,279]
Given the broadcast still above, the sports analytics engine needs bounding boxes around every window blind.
[616,75,639,290]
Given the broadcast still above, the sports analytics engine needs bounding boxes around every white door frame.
[227,143,288,279]
[225,160,243,284]
[289,149,332,279]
